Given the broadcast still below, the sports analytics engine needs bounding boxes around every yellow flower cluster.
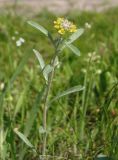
[54,18,77,35]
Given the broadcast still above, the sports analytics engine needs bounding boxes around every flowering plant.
[54,17,77,35]
[14,17,84,159]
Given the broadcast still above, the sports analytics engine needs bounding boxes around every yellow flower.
[54,17,77,35]
[58,28,65,35]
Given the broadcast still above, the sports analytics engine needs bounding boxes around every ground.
[0,0,118,14]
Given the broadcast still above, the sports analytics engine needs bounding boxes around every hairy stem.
[42,52,57,157]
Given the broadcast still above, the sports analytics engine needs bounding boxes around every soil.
[0,0,118,14]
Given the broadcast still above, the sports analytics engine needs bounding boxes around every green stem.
[42,52,57,157]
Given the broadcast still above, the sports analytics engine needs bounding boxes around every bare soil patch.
[0,0,118,14]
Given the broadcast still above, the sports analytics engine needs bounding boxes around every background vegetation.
[0,7,118,160]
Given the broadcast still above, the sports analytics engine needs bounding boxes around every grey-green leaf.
[14,129,34,149]
[28,21,48,36]
[53,56,60,67]
[43,65,53,82]
[50,85,84,103]
[33,49,45,69]
[39,126,46,134]
[95,154,109,160]
[60,28,84,52]
[66,28,84,45]
[66,43,81,56]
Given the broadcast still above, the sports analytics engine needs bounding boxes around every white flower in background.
[81,68,87,73]
[12,36,15,41]
[87,52,101,62]
[88,52,92,57]
[16,40,22,47]
[96,69,102,75]
[97,154,108,158]
[16,37,25,47]
[15,31,19,35]
[0,82,5,90]
[19,37,25,43]
[85,22,91,29]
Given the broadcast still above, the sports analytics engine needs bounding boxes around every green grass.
[0,7,118,160]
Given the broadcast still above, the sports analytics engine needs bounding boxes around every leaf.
[0,129,7,160]
[9,50,33,89]
[43,65,53,82]
[52,56,60,68]
[66,43,81,56]
[28,21,48,36]
[39,126,46,134]
[24,88,44,136]
[14,129,34,149]
[96,154,109,160]
[50,85,84,103]
[14,86,29,118]
[60,28,84,52]
[33,49,53,82]
[6,129,16,159]
[0,50,32,132]
[66,28,84,45]
[19,89,44,159]
[33,49,45,69]
[99,71,107,93]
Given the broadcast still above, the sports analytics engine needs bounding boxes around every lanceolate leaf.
[33,49,53,82]
[14,129,34,149]
[95,154,109,160]
[50,85,84,103]
[33,49,45,69]
[60,28,84,53]
[66,43,81,56]
[43,65,53,82]
[66,28,84,45]
[28,21,48,36]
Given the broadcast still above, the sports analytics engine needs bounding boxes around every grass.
[0,7,118,160]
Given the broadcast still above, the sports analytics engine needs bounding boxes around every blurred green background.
[0,1,118,160]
